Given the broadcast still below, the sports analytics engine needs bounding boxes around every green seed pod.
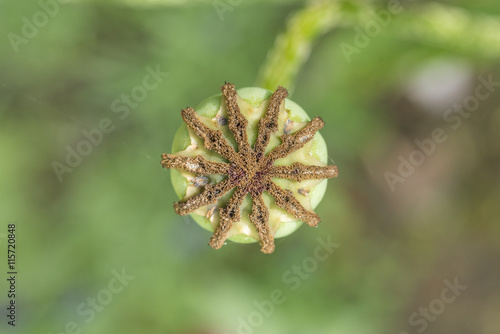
[162,83,338,253]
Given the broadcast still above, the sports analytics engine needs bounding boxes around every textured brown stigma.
[254,86,288,156]
[161,83,339,254]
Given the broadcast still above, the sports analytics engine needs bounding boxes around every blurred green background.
[1,0,500,333]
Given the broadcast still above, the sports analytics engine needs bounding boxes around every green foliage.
[1,0,500,333]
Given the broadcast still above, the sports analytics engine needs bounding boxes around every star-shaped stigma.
[161,82,339,253]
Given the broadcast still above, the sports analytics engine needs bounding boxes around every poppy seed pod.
[161,83,338,253]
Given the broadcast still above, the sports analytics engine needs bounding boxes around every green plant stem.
[256,1,500,94]
[255,0,341,95]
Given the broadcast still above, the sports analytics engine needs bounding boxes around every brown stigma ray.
[221,82,253,164]
[250,192,274,254]
[265,180,320,227]
[254,86,288,156]
[209,183,249,250]
[162,83,339,254]
[264,116,325,165]
[269,163,339,182]
[161,154,230,176]
[173,179,234,216]
[181,107,243,165]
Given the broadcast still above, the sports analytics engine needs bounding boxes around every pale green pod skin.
[170,87,329,244]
